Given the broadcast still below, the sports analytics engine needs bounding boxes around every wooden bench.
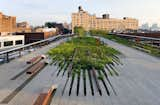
[33,93,47,105]
[33,85,57,105]
[26,62,46,75]
[26,55,45,64]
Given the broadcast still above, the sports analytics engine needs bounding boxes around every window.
[4,41,13,46]
[15,40,23,45]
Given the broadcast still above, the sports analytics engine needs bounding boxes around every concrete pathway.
[0,36,160,105]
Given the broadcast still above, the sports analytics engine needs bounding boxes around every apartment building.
[0,12,16,35]
[72,6,139,32]
[16,21,32,32]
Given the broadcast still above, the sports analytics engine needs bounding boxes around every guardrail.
[113,33,160,41]
[0,34,74,63]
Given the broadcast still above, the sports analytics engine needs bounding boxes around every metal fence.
[115,33,160,41]
[0,34,74,63]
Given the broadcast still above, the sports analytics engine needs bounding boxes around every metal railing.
[110,33,160,49]
[114,33,160,41]
[0,34,74,63]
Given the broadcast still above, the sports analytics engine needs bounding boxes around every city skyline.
[0,0,160,26]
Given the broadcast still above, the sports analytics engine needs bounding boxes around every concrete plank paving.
[85,71,95,105]
[60,77,72,105]
[67,74,78,105]
[50,77,62,104]
[8,63,57,105]
[0,37,70,105]
[76,70,86,105]
[0,36,160,105]
[49,37,160,105]
[51,66,67,105]
[99,37,160,105]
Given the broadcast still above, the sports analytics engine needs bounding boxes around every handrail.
[0,34,73,55]
[114,33,160,41]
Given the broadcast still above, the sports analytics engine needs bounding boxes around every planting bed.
[48,37,122,96]
[95,34,160,57]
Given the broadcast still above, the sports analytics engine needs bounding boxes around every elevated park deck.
[0,35,160,105]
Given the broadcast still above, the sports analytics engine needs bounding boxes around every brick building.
[16,21,32,32]
[15,32,56,44]
[0,12,16,35]
[72,6,139,32]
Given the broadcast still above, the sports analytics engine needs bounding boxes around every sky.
[0,0,160,26]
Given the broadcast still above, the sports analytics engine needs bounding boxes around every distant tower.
[78,6,83,12]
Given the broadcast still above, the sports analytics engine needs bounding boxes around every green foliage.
[48,37,120,76]
[45,22,58,28]
[74,26,85,37]
[90,29,108,36]
[98,74,104,80]
[98,34,160,57]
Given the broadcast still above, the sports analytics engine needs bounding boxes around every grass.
[48,37,121,77]
[48,36,122,96]
[94,34,160,57]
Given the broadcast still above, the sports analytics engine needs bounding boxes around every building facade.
[0,35,24,50]
[72,6,139,32]
[16,21,32,32]
[0,12,16,34]
[15,31,57,44]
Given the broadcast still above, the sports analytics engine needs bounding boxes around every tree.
[45,22,65,34]
[74,26,85,37]
[89,29,108,36]
[141,23,150,30]
[45,22,55,28]
[150,23,160,31]
[63,28,71,34]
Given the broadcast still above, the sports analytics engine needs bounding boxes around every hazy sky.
[0,0,160,26]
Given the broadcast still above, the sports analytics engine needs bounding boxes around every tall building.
[72,6,139,32]
[16,21,32,32]
[0,12,16,35]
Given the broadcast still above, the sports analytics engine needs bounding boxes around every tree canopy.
[74,26,85,37]
[90,29,108,36]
